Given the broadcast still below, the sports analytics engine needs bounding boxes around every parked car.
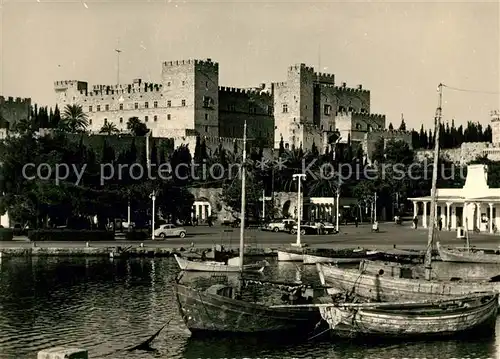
[153,224,187,238]
[264,219,296,232]
[290,222,318,235]
[321,222,337,234]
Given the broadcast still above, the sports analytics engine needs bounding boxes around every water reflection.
[0,257,498,359]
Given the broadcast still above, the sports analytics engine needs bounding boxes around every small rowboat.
[437,241,500,264]
[174,254,267,273]
[271,292,499,339]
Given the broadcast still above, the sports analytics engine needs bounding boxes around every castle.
[54,58,410,158]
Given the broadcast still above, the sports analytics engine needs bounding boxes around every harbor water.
[0,256,499,359]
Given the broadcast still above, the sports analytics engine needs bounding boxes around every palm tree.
[126,117,149,136]
[61,104,88,132]
[99,122,119,135]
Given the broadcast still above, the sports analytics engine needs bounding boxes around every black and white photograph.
[0,0,499,358]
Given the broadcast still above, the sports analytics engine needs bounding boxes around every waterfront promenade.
[1,222,499,252]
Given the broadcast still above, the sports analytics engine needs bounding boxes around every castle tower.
[491,110,500,145]
[273,63,316,149]
[54,80,88,109]
[161,59,219,137]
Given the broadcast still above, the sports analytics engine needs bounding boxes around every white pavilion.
[409,164,500,233]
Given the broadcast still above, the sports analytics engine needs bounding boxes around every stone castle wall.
[415,142,500,165]
[0,96,31,128]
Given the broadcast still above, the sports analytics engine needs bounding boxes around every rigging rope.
[442,84,500,95]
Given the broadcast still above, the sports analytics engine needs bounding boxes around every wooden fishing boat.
[317,262,500,302]
[174,254,267,273]
[174,282,323,336]
[303,249,379,265]
[437,241,500,264]
[272,292,498,339]
[277,249,304,262]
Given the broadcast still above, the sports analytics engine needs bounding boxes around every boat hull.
[437,242,500,264]
[277,250,304,262]
[303,254,366,264]
[319,293,498,339]
[317,263,500,303]
[174,283,322,335]
[174,254,264,273]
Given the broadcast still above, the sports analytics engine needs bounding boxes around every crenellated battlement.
[0,96,31,105]
[369,128,411,135]
[54,80,88,91]
[75,82,164,97]
[273,82,287,88]
[314,72,335,84]
[288,63,314,73]
[54,80,79,86]
[162,58,219,69]
[334,84,369,95]
[218,86,272,98]
[336,111,384,120]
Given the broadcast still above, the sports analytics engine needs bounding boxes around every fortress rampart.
[162,58,218,69]
[314,72,335,85]
[334,83,370,96]
[0,96,32,127]
[218,86,272,98]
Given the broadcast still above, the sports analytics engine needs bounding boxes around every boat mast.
[424,83,443,281]
[239,121,247,272]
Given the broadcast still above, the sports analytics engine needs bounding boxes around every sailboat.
[317,83,500,302]
[174,121,325,336]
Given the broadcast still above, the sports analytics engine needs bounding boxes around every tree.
[99,122,120,135]
[126,117,149,136]
[221,172,263,219]
[384,140,414,165]
[311,142,319,157]
[51,104,62,128]
[278,136,285,157]
[371,137,385,163]
[398,117,406,131]
[61,104,88,132]
[388,122,394,131]
[194,135,202,162]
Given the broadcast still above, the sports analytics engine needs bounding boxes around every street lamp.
[292,173,306,247]
[150,190,156,240]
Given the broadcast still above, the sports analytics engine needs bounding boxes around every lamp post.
[127,190,131,232]
[150,191,156,240]
[336,189,340,232]
[292,173,306,247]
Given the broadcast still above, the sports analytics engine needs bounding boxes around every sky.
[0,0,499,131]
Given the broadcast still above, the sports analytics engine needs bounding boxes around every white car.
[154,224,187,239]
[265,219,296,232]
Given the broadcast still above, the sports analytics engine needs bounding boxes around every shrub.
[0,228,14,241]
[27,229,115,242]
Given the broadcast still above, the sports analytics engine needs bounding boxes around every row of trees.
[390,118,492,150]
